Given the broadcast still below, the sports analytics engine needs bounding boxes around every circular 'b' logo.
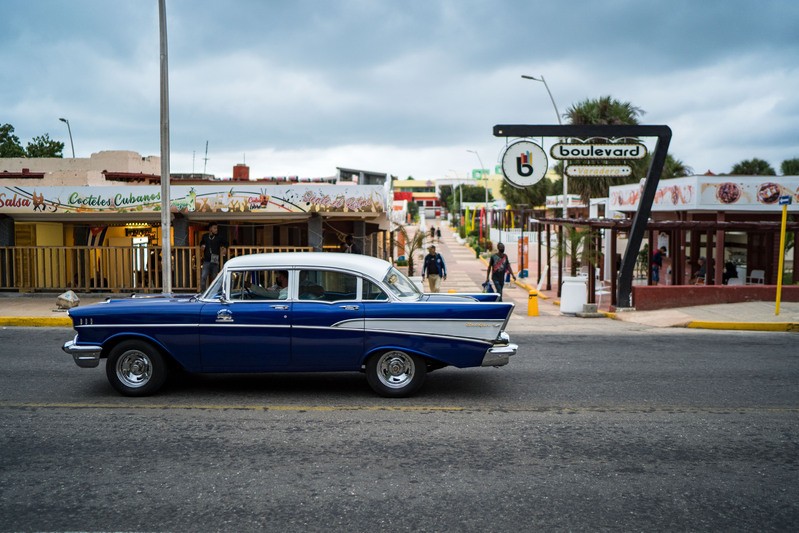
[501,140,548,188]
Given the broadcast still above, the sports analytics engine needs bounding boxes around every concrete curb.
[0,316,72,327]
[686,321,799,332]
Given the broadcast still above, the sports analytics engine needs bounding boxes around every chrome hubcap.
[377,351,414,389]
[116,350,152,388]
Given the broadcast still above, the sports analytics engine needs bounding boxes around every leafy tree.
[407,199,419,221]
[26,134,64,158]
[1,123,65,158]
[441,184,494,214]
[729,158,776,175]
[0,123,26,157]
[439,185,453,210]
[780,158,799,175]
[562,96,647,203]
[500,174,554,209]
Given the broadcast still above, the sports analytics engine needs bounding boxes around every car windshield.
[383,267,422,301]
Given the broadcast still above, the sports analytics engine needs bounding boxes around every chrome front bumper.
[481,342,518,367]
[62,336,102,368]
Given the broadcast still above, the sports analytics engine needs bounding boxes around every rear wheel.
[106,340,168,397]
[366,350,426,398]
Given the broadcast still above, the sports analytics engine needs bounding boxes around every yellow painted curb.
[687,321,799,332]
[0,316,72,327]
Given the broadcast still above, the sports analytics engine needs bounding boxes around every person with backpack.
[486,242,516,301]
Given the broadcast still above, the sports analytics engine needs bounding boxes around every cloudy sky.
[2,0,798,180]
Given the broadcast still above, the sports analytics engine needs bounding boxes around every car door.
[290,269,364,370]
[199,268,292,371]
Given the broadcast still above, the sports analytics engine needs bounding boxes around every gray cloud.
[1,0,797,180]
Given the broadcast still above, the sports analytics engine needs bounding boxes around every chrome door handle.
[339,305,360,311]
[271,305,289,310]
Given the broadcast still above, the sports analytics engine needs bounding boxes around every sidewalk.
[425,223,799,333]
[1,226,797,333]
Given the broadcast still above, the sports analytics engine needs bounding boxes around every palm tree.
[662,155,693,180]
[729,158,776,176]
[395,224,426,277]
[564,96,644,126]
[563,96,647,203]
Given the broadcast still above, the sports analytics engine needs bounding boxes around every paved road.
[1,327,798,532]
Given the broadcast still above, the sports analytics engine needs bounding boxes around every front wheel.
[366,350,426,398]
[106,340,168,397]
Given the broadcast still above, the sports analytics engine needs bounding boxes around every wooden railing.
[0,246,313,293]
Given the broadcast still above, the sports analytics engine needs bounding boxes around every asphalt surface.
[1,327,797,532]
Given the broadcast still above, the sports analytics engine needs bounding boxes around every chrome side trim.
[62,337,102,368]
[333,318,505,342]
[291,322,494,345]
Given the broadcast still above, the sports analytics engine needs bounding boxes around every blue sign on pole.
[778,195,792,205]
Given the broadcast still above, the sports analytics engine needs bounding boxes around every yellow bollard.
[528,289,539,316]
[448,289,456,293]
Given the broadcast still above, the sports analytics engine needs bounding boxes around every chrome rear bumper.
[481,342,518,367]
[62,337,102,368]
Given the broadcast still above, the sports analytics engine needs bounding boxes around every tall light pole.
[448,169,465,232]
[466,149,489,238]
[159,0,172,294]
[58,118,75,158]
[521,74,567,218]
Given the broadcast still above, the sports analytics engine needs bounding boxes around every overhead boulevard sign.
[551,142,648,160]
[500,140,548,188]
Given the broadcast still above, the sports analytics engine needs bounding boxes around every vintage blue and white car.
[62,252,517,397]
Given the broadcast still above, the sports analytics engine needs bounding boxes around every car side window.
[232,269,288,301]
[363,279,388,301]
[299,269,357,302]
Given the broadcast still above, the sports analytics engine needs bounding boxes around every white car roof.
[223,252,393,280]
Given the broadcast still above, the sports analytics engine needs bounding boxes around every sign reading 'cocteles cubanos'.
[550,143,648,160]
[500,140,548,188]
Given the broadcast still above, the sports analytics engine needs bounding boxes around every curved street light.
[58,117,75,158]
[521,74,567,217]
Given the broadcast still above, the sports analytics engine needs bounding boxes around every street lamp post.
[58,118,75,158]
[521,74,567,218]
[448,169,464,232]
[466,149,489,239]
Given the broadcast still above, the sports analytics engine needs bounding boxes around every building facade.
[1,152,391,292]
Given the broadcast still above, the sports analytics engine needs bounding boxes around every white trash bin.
[560,276,588,315]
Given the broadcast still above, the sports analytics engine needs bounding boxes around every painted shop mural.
[0,185,387,215]
[610,176,799,212]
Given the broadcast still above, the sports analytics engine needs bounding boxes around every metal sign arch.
[494,124,672,309]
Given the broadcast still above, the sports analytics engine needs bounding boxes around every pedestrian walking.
[436,227,441,242]
[422,245,447,293]
[486,242,516,301]
[652,246,667,284]
[199,222,227,291]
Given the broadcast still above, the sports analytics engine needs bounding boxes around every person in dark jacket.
[486,242,516,301]
[422,245,447,293]
[199,222,227,291]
